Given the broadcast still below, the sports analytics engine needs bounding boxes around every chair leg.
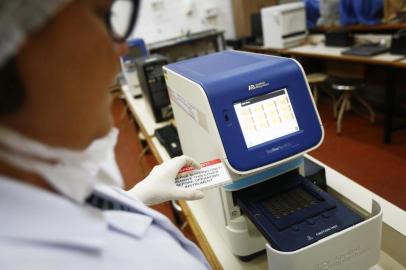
[337,93,350,134]
[323,87,337,116]
[353,92,375,124]
[334,93,346,119]
[346,99,351,111]
[324,87,337,103]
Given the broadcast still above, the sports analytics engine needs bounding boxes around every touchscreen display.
[234,89,300,148]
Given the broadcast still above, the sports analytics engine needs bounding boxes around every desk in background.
[242,34,406,144]
[311,23,406,34]
[120,84,406,270]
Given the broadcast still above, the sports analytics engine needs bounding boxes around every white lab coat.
[0,176,211,270]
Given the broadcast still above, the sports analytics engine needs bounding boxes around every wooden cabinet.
[231,0,277,39]
[384,0,406,21]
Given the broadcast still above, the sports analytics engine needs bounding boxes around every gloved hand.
[128,155,205,205]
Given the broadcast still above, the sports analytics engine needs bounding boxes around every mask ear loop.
[0,127,123,203]
[0,144,97,203]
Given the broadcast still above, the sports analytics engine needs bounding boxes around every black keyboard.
[154,124,183,158]
[342,45,389,57]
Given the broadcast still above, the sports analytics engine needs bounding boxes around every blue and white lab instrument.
[166,50,322,174]
[120,38,148,97]
[163,51,382,270]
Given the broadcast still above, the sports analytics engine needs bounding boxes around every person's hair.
[0,57,25,115]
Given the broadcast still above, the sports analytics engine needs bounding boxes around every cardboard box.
[384,0,406,21]
[232,0,277,39]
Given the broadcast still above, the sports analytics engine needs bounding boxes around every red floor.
[310,98,406,210]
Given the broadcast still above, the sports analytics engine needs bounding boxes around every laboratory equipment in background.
[261,2,307,49]
[325,30,354,47]
[136,54,172,123]
[164,51,382,270]
[148,30,225,62]
[120,38,148,97]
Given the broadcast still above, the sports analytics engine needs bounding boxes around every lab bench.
[120,84,406,270]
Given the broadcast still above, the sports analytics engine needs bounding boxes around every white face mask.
[0,126,123,203]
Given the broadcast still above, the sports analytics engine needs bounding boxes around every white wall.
[130,0,236,44]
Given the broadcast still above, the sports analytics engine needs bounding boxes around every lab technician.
[0,0,210,269]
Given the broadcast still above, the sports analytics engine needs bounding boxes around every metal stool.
[331,79,375,134]
[307,73,327,105]
[307,73,336,112]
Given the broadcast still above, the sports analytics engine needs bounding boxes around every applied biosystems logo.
[248,81,269,91]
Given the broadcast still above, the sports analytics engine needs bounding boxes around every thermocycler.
[163,50,382,270]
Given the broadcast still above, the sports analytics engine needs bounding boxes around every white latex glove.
[128,155,205,205]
